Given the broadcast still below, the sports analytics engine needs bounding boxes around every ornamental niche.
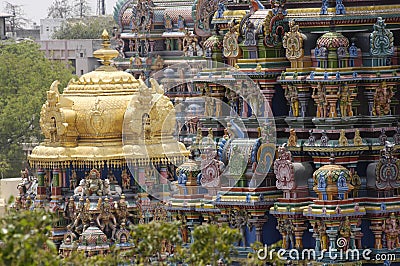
[370,17,394,57]
[282,19,304,68]
[223,21,240,58]
[375,142,400,190]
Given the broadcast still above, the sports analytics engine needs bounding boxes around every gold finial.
[93,29,119,68]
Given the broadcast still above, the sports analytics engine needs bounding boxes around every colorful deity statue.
[339,217,352,250]
[164,14,173,32]
[312,83,327,118]
[335,0,345,14]
[84,169,103,196]
[314,220,328,250]
[338,83,353,117]
[382,213,400,250]
[373,81,394,116]
[320,0,328,15]
[121,169,131,190]
[274,144,295,192]
[285,84,299,117]
[69,170,78,190]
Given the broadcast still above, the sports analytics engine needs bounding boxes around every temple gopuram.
[16,0,400,264]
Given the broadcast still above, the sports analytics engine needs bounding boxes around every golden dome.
[29,30,189,169]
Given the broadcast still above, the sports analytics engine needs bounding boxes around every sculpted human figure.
[383,213,400,250]
[312,83,327,118]
[373,81,393,116]
[338,84,353,117]
[96,197,117,240]
[72,198,91,233]
[84,169,103,196]
[69,170,77,190]
[122,169,131,190]
[285,85,299,117]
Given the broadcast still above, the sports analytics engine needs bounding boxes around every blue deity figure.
[320,0,328,15]
[178,170,187,185]
[215,3,226,19]
[337,172,347,189]
[335,0,346,15]
[349,43,358,57]
[318,174,326,189]
[177,15,185,31]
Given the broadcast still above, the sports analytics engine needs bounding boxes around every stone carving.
[373,81,394,116]
[223,21,240,58]
[376,142,400,190]
[283,20,304,61]
[285,84,299,117]
[274,144,295,191]
[370,17,394,57]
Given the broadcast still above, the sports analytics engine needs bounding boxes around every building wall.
[40,18,65,41]
[0,17,5,39]
[37,39,103,76]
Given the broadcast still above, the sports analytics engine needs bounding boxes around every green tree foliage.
[0,40,74,177]
[52,16,118,40]
[129,220,183,264]
[186,224,242,266]
[0,204,59,266]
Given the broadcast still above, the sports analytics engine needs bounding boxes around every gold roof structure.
[28,30,188,169]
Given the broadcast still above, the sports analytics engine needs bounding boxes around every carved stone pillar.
[35,168,47,206]
[293,220,307,249]
[297,87,311,117]
[369,219,383,249]
[259,83,275,117]
[253,218,267,243]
